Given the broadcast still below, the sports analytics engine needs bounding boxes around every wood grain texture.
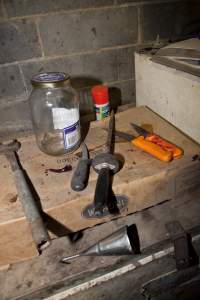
[0,106,199,266]
[1,187,200,300]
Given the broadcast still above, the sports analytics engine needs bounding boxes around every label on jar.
[63,121,80,149]
[52,108,80,150]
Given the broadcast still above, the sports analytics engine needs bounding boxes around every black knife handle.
[94,167,110,216]
[71,159,90,191]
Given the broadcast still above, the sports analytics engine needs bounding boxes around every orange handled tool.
[114,131,173,162]
[130,123,183,159]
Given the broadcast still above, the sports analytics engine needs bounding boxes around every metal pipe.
[1,140,50,253]
[13,168,50,252]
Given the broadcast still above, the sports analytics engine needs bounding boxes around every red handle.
[132,136,173,162]
[146,134,183,159]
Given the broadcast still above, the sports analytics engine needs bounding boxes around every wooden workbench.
[1,186,200,300]
[0,106,200,267]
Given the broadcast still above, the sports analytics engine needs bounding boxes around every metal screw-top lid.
[31,72,70,88]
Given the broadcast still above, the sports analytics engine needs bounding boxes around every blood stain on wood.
[45,164,72,174]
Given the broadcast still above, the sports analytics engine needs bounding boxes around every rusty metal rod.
[1,140,50,253]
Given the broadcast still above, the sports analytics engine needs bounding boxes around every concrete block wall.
[0,0,199,133]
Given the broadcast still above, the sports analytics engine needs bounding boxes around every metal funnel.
[61,224,140,263]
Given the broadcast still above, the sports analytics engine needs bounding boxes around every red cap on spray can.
[91,85,110,120]
[91,85,109,105]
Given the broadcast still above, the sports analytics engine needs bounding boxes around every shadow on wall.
[173,1,200,39]
[109,87,122,113]
[71,76,122,116]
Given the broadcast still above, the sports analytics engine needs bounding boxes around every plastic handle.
[71,159,90,191]
[132,136,173,162]
[145,134,183,159]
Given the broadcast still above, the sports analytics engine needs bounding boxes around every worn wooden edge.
[0,106,200,267]
[1,186,200,300]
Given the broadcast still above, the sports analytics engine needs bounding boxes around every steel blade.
[130,123,149,138]
[81,142,89,159]
[105,110,115,154]
[114,130,136,142]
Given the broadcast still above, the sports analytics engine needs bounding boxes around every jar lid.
[31,72,70,88]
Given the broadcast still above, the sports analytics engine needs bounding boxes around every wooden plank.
[1,187,200,300]
[0,106,200,266]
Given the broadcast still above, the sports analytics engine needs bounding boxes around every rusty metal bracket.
[165,220,191,270]
[141,221,199,299]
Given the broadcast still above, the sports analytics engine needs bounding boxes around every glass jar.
[29,72,81,156]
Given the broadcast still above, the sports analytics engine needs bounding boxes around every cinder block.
[74,79,135,115]
[0,19,42,64]
[0,100,32,137]
[0,0,5,19]
[109,79,135,107]
[141,2,176,42]
[117,0,158,3]
[78,79,136,115]
[0,80,135,137]
[141,1,200,42]
[20,49,120,94]
[4,0,114,17]
[117,0,143,3]
[0,64,27,104]
[117,47,135,81]
[39,6,138,56]
[172,0,200,37]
